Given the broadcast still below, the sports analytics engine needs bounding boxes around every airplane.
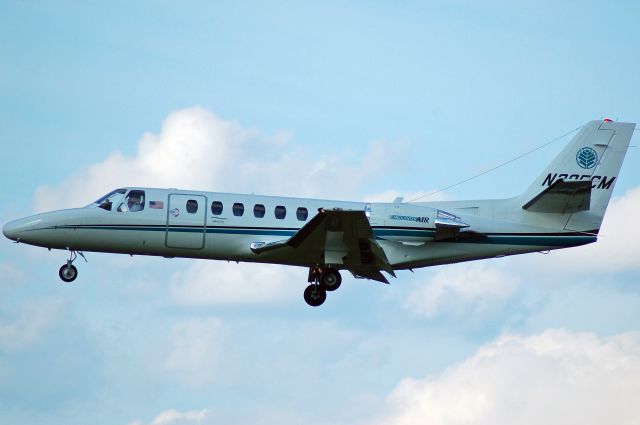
[2,119,636,306]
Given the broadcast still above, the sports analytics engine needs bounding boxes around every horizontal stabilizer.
[522,179,592,213]
[434,209,470,241]
[434,210,470,229]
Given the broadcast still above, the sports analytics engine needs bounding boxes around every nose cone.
[3,220,20,241]
[3,217,42,242]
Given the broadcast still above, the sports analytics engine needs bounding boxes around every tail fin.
[519,119,635,232]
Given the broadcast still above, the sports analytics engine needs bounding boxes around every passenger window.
[233,203,244,216]
[117,190,145,212]
[186,199,198,213]
[275,205,286,219]
[296,207,308,221]
[254,204,265,218]
[211,201,223,215]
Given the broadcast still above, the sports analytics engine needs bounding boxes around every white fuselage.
[3,187,596,272]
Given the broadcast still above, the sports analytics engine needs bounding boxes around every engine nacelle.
[367,203,469,243]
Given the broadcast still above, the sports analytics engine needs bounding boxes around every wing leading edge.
[250,209,395,283]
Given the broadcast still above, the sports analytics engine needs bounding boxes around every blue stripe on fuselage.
[48,224,596,247]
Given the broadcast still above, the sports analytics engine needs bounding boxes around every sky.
[1,1,640,424]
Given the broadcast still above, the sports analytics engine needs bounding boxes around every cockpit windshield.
[93,189,127,211]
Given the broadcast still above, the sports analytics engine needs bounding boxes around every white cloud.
[378,329,640,425]
[128,408,209,425]
[404,263,519,318]
[35,107,243,211]
[150,409,208,425]
[0,298,63,352]
[521,185,640,275]
[34,107,404,212]
[170,260,302,305]
[163,318,226,388]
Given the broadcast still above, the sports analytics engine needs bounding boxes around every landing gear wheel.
[320,268,342,292]
[304,284,327,307]
[59,264,78,283]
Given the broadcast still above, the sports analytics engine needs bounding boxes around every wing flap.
[349,268,390,284]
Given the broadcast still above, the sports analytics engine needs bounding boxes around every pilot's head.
[128,194,140,206]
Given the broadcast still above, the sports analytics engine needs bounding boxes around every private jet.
[3,120,635,306]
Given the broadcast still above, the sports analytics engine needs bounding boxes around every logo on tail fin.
[576,147,598,169]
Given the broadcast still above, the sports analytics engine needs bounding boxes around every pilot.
[127,193,143,212]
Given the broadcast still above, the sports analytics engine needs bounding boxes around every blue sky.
[1,1,640,424]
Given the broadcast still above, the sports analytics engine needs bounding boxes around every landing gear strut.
[58,250,86,283]
[303,266,342,307]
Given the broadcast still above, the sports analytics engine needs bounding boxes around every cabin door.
[166,194,207,249]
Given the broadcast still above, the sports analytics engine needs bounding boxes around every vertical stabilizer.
[519,120,635,231]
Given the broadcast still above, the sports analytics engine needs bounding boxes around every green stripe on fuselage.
[56,224,596,247]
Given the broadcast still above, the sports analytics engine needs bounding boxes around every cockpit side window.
[96,188,127,211]
[117,190,146,212]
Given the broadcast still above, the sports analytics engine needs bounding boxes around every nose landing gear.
[58,250,86,283]
[304,266,342,307]
[59,264,78,282]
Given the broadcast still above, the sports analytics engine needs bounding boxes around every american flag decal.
[149,201,164,209]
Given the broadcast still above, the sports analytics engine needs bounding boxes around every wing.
[250,209,395,283]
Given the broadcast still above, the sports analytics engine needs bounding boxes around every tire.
[59,264,78,283]
[303,284,327,307]
[320,268,342,292]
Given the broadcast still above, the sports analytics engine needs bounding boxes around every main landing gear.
[303,266,342,307]
[58,250,86,283]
